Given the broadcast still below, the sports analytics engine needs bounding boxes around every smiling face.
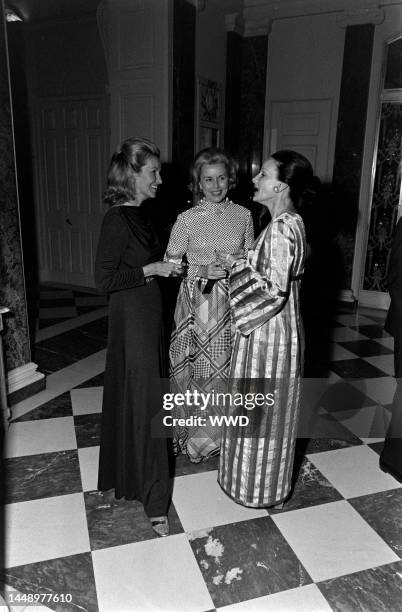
[199,162,229,204]
[134,155,162,204]
[252,158,280,205]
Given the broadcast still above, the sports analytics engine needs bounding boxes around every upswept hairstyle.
[271,150,314,206]
[104,137,160,207]
[190,147,237,197]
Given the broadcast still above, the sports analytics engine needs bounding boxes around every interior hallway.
[2,288,402,611]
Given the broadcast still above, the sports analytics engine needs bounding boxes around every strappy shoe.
[150,516,169,537]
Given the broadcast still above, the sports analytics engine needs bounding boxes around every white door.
[34,96,108,287]
[269,99,334,180]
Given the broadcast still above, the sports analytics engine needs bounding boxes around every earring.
[273,185,280,193]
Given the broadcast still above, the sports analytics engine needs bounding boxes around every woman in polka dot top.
[165,148,254,462]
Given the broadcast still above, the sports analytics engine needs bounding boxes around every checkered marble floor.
[2,306,402,611]
[35,286,107,343]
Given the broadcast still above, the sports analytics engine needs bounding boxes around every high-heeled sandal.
[150,516,169,537]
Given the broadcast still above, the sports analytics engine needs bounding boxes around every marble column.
[0,2,44,405]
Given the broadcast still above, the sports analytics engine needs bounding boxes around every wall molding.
[336,7,385,27]
[339,289,357,304]
[7,362,45,394]
[225,13,245,36]
[358,290,390,310]
[186,0,206,11]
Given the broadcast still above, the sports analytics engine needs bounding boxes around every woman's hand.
[215,251,242,269]
[143,261,184,278]
[206,263,227,279]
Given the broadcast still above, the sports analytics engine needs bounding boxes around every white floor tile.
[5,494,90,567]
[326,328,369,342]
[217,584,333,612]
[307,445,401,498]
[39,307,77,319]
[172,471,267,532]
[364,355,395,377]
[78,446,99,491]
[92,534,214,612]
[11,350,106,421]
[71,387,103,415]
[4,418,76,458]
[272,500,398,583]
[349,377,396,406]
[332,404,391,440]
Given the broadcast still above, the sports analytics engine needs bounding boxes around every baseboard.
[338,289,356,303]
[7,362,46,406]
[358,290,390,311]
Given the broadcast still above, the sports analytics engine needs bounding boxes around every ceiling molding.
[225,12,245,35]
[243,0,401,23]
[186,0,206,10]
[336,6,385,26]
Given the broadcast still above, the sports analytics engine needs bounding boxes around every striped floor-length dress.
[218,211,306,507]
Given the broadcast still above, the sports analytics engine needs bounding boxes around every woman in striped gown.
[218,150,313,508]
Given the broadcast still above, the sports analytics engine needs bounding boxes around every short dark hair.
[190,147,237,196]
[271,150,314,205]
[104,137,160,206]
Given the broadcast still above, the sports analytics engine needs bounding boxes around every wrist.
[143,263,154,277]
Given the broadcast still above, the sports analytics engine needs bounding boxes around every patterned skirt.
[169,277,232,462]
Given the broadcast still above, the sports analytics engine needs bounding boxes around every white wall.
[265,13,345,179]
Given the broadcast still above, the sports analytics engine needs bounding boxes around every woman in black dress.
[95,137,183,537]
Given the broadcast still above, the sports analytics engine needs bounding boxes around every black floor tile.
[349,489,402,557]
[4,450,82,504]
[40,298,75,308]
[85,490,183,550]
[172,452,219,477]
[189,516,312,608]
[328,358,389,379]
[12,392,73,422]
[349,325,388,339]
[76,317,108,341]
[38,317,71,329]
[74,373,105,389]
[36,330,105,361]
[2,553,98,612]
[338,340,393,357]
[318,560,402,611]
[33,347,77,373]
[368,441,385,455]
[74,414,101,448]
[269,457,343,515]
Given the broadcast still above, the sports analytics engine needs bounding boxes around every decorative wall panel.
[363,102,402,291]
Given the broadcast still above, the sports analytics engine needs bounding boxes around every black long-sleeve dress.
[95,204,170,517]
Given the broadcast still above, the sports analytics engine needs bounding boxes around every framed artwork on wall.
[195,77,223,152]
